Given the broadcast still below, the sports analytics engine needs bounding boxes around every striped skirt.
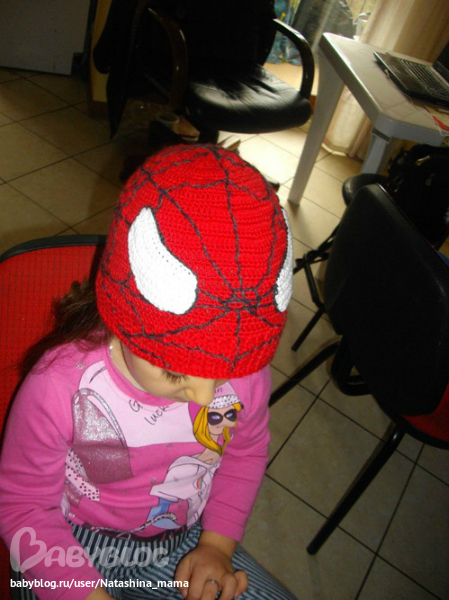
[11,522,297,599]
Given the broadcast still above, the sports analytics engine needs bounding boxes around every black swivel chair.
[291,173,386,351]
[269,184,449,554]
[93,0,315,142]
[293,144,449,352]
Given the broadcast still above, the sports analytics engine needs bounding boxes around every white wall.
[0,0,91,74]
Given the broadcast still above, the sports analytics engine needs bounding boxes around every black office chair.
[93,0,314,141]
[291,173,386,351]
[293,144,449,352]
[269,184,449,554]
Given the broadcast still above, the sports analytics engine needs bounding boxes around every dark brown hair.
[20,279,109,376]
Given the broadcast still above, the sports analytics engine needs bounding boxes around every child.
[0,145,295,600]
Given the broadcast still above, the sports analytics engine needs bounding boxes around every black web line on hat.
[104,145,288,367]
[119,324,283,371]
[115,266,285,346]
[154,152,286,330]
[112,284,237,368]
[111,265,277,368]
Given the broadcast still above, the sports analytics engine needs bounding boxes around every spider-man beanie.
[96,144,293,378]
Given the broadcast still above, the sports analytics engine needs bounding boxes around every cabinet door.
[0,0,91,74]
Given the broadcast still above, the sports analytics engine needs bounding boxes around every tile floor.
[1,67,448,600]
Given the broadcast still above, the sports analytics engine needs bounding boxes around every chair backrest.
[323,184,449,444]
[0,235,105,597]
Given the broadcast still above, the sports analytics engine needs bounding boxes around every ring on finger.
[205,578,220,587]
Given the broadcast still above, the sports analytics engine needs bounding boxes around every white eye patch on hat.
[128,208,198,315]
[275,208,293,312]
[128,207,293,315]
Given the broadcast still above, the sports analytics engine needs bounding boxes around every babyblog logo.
[10,527,169,573]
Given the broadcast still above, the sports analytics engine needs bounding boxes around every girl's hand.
[174,531,248,600]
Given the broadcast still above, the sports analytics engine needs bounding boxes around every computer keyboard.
[401,59,449,99]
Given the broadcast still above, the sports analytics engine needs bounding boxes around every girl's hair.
[20,278,109,376]
[193,403,242,456]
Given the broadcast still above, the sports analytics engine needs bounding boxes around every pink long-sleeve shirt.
[0,342,271,600]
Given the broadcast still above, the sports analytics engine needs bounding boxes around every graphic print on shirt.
[62,361,242,535]
[148,382,242,529]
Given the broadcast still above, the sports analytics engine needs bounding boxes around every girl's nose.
[184,377,217,406]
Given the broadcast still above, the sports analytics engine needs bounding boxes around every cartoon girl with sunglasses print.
[148,383,242,529]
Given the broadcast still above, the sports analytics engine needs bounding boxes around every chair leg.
[294,226,339,274]
[291,249,327,352]
[291,306,325,352]
[291,228,340,352]
[269,342,339,406]
[306,423,405,555]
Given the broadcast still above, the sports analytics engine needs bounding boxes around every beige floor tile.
[277,182,296,202]
[264,62,303,89]
[260,128,307,158]
[261,128,328,163]
[418,444,449,485]
[11,69,37,78]
[73,206,116,235]
[339,449,413,551]
[0,78,67,120]
[268,401,412,549]
[242,477,374,599]
[379,466,449,599]
[75,101,107,121]
[264,62,320,98]
[282,196,341,250]
[0,123,67,181]
[21,107,111,155]
[320,380,390,438]
[218,131,256,145]
[271,298,336,396]
[279,180,292,193]
[0,111,12,126]
[0,185,67,254]
[0,68,20,83]
[315,152,362,182]
[57,228,79,236]
[10,159,119,227]
[238,136,301,185]
[74,134,151,188]
[269,366,316,460]
[358,558,437,600]
[28,73,88,105]
[302,167,347,218]
[319,380,424,462]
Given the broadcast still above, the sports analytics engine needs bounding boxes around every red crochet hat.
[96,145,292,378]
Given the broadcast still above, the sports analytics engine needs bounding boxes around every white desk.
[288,33,447,204]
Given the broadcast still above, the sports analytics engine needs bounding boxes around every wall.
[0,0,91,74]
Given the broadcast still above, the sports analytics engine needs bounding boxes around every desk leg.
[361,128,397,174]
[288,54,344,205]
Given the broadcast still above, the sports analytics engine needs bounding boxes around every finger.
[215,572,237,600]
[234,570,249,597]
[174,556,193,598]
[184,572,219,600]
[202,577,222,600]
[175,554,193,580]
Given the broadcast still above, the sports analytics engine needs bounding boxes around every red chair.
[0,235,106,598]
